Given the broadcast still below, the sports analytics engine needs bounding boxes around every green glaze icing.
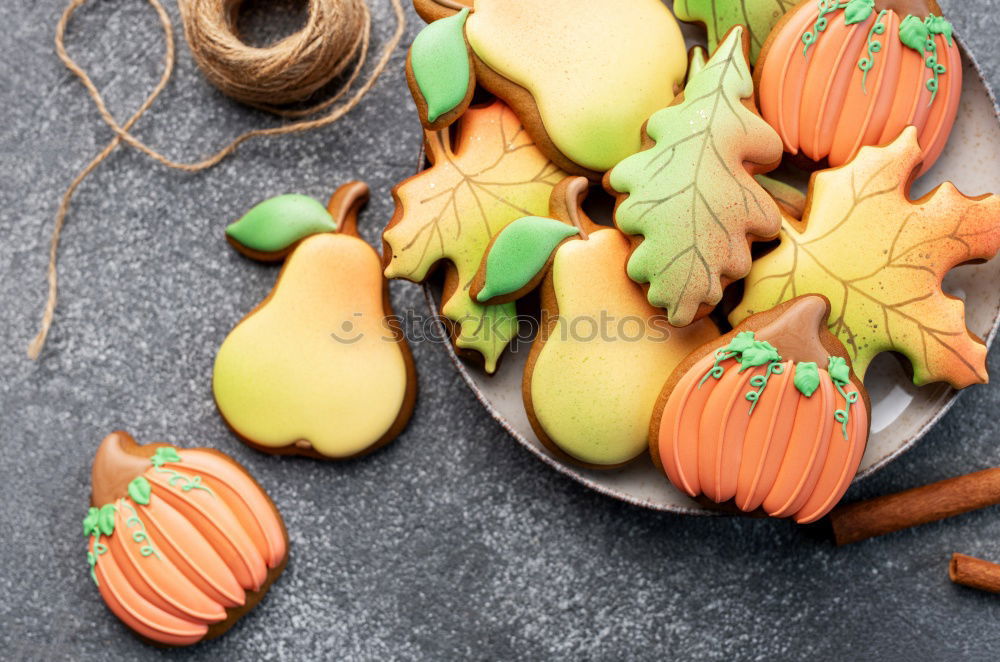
[793,361,820,397]
[843,0,873,25]
[82,507,100,537]
[226,194,336,255]
[476,216,578,303]
[737,340,780,372]
[746,361,785,413]
[828,356,859,439]
[97,504,116,536]
[897,14,953,104]
[122,500,162,560]
[802,0,850,56]
[673,0,796,65]
[410,8,471,123]
[127,476,152,505]
[698,331,755,387]
[87,534,108,585]
[151,446,182,467]
[858,10,888,93]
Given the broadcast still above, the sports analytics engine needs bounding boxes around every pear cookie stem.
[327,181,370,237]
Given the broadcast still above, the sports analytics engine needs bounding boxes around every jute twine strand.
[30,0,405,359]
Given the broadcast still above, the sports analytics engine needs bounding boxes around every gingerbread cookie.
[214,182,416,458]
[406,0,688,177]
[382,100,565,373]
[733,127,1000,389]
[674,0,798,64]
[606,26,783,327]
[652,296,871,523]
[476,177,719,467]
[755,0,961,175]
[84,431,287,646]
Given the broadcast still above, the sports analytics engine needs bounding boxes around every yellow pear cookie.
[405,0,688,177]
[213,182,416,459]
[475,177,719,467]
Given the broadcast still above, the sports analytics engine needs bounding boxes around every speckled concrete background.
[1,1,999,660]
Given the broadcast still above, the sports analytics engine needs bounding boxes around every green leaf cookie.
[477,217,578,302]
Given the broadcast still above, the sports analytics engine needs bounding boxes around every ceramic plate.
[421,26,1000,514]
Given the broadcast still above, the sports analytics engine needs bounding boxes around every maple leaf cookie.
[733,127,1000,389]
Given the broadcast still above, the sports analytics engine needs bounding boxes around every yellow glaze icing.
[465,0,687,172]
[529,229,718,465]
[213,234,407,457]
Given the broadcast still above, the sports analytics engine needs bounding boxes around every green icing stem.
[477,216,578,302]
[858,10,888,93]
[410,8,471,123]
[87,536,108,585]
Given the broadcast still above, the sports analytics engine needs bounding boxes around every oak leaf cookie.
[475,177,719,468]
[405,0,688,177]
[83,431,287,646]
[755,0,961,175]
[214,182,416,459]
[732,127,1000,389]
[606,26,783,327]
[652,296,870,523]
[382,100,565,373]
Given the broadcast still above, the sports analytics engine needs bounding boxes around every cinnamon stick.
[950,553,1000,594]
[829,468,1000,545]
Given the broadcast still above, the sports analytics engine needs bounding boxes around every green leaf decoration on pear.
[83,507,100,537]
[476,216,578,302]
[608,26,782,326]
[151,446,182,467]
[97,504,117,536]
[794,361,820,397]
[226,194,336,256]
[828,356,851,384]
[673,0,798,64]
[127,476,152,505]
[843,0,874,26]
[899,14,930,53]
[409,8,471,123]
[738,340,780,371]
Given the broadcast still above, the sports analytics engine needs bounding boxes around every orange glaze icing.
[87,435,286,646]
[659,353,868,523]
[757,3,961,175]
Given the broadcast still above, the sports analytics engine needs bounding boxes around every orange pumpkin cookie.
[733,127,1000,389]
[214,182,416,459]
[652,296,870,523]
[755,0,961,175]
[83,431,287,646]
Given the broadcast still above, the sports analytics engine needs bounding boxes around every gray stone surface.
[1,0,999,660]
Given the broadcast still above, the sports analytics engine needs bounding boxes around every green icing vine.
[828,356,859,440]
[858,9,889,93]
[802,0,850,56]
[150,447,214,498]
[698,331,785,413]
[899,14,953,104]
[746,361,786,413]
[122,500,162,560]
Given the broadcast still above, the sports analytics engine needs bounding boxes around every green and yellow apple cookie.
[213,182,416,459]
[406,0,688,178]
